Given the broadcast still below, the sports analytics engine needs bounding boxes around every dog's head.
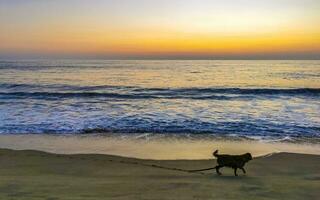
[244,153,253,161]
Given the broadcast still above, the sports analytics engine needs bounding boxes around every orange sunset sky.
[0,0,320,59]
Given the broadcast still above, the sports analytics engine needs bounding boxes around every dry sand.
[0,148,319,200]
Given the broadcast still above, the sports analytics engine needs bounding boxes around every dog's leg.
[215,165,222,175]
[241,167,246,174]
[234,168,238,176]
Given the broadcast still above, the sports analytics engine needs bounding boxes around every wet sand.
[0,148,319,200]
[0,134,319,159]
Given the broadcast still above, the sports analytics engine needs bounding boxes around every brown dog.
[213,150,252,176]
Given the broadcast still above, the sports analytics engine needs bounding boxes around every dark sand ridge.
[0,148,319,200]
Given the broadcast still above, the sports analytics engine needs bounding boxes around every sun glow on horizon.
[1,0,319,59]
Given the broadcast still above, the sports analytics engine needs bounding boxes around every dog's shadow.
[210,174,255,181]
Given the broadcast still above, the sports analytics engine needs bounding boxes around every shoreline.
[0,148,319,199]
[0,134,319,160]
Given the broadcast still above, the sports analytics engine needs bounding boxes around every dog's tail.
[213,150,219,157]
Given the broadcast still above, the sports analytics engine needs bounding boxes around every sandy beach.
[0,148,319,200]
[1,134,320,160]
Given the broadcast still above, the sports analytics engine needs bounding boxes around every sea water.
[0,60,319,144]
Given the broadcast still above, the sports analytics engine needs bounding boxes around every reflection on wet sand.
[0,134,319,160]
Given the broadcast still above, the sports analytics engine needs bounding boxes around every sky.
[0,0,320,59]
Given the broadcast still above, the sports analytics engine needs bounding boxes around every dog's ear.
[213,150,219,157]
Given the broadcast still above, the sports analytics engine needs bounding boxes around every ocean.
[0,60,319,144]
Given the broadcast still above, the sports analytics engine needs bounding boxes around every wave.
[133,87,320,95]
[80,126,320,136]
[1,117,319,136]
[0,87,319,100]
[1,124,319,144]
[0,91,253,100]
